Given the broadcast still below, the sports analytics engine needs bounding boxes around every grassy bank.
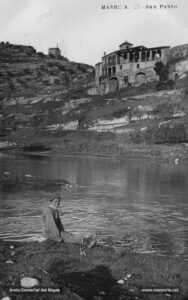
[0,174,70,193]
[4,128,188,164]
[0,240,187,300]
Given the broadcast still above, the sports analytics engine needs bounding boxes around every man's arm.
[56,210,64,232]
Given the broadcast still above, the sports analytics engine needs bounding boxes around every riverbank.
[1,81,188,164]
[0,240,187,300]
[0,174,71,193]
[1,125,188,164]
[1,136,188,166]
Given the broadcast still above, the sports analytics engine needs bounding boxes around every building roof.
[95,62,102,66]
[129,45,148,51]
[102,45,170,59]
[149,46,170,50]
[119,41,133,47]
[48,47,60,50]
[102,50,118,58]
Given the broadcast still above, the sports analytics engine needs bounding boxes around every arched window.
[123,53,127,60]
[146,51,150,61]
[112,55,116,65]
[141,52,146,62]
[157,49,161,57]
[135,52,139,62]
[152,50,156,60]
[130,52,134,62]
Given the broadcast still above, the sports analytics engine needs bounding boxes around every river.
[0,152,188,257]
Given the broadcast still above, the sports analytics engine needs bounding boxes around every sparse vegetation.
[22,142,50,151]
[0,42,94,101]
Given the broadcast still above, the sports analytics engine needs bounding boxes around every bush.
[128,129,142,144]
[47,62,53,67]
[22,142,50,151]
[36,70,42,78]
[23,68,32,75]
[37,52,45,58]
[77,65,87,72]
[111,107,128,119]
[6,71,14,77]
[156,123,187,144]
[153,101,174,119]
[42,79,50,86]
[48,70,55,76]
[58,65,66,71]
[0,174,21,192]
[68,69,76,75]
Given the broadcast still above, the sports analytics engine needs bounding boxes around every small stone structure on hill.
[48,46,61,58]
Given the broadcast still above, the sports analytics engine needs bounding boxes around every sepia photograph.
[0,0,188,299]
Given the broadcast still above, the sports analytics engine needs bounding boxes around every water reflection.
[0,154,188,257]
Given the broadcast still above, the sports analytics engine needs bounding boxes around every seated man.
[42,196,97,248]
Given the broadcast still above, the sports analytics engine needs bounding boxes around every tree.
[37,52,45,58]
[154,61,168,82]
[154,61,176,90]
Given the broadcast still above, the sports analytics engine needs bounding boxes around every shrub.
[58,65,66,71]
[111,108,128,119]
[23,68,32,75]
[22,142,50,151]
[37,52,45,58]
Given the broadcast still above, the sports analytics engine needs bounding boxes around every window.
[112,55,116,65]
[137,64,139,69]
[141,52,146,62]
[157,49,161,57]
[130,53,134,62]
[123,53,127,60]
[135,52,139,62]
[146,51,150,61]
[124,76,129,83]
[152,50,156,60]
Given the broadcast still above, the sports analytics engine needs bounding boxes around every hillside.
[0,41,94,101]
[1,42,188,163]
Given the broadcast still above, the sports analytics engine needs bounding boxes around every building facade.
[95,41,170,94]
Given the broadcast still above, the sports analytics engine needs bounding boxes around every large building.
[95,41,170,94]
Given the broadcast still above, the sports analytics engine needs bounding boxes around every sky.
[0,0,188,66]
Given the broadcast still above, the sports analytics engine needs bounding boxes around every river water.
[0,152,188,257]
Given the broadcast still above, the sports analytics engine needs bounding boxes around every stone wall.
[88,116,129,132]
[174,60,188,75]
[170,44,188,60]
